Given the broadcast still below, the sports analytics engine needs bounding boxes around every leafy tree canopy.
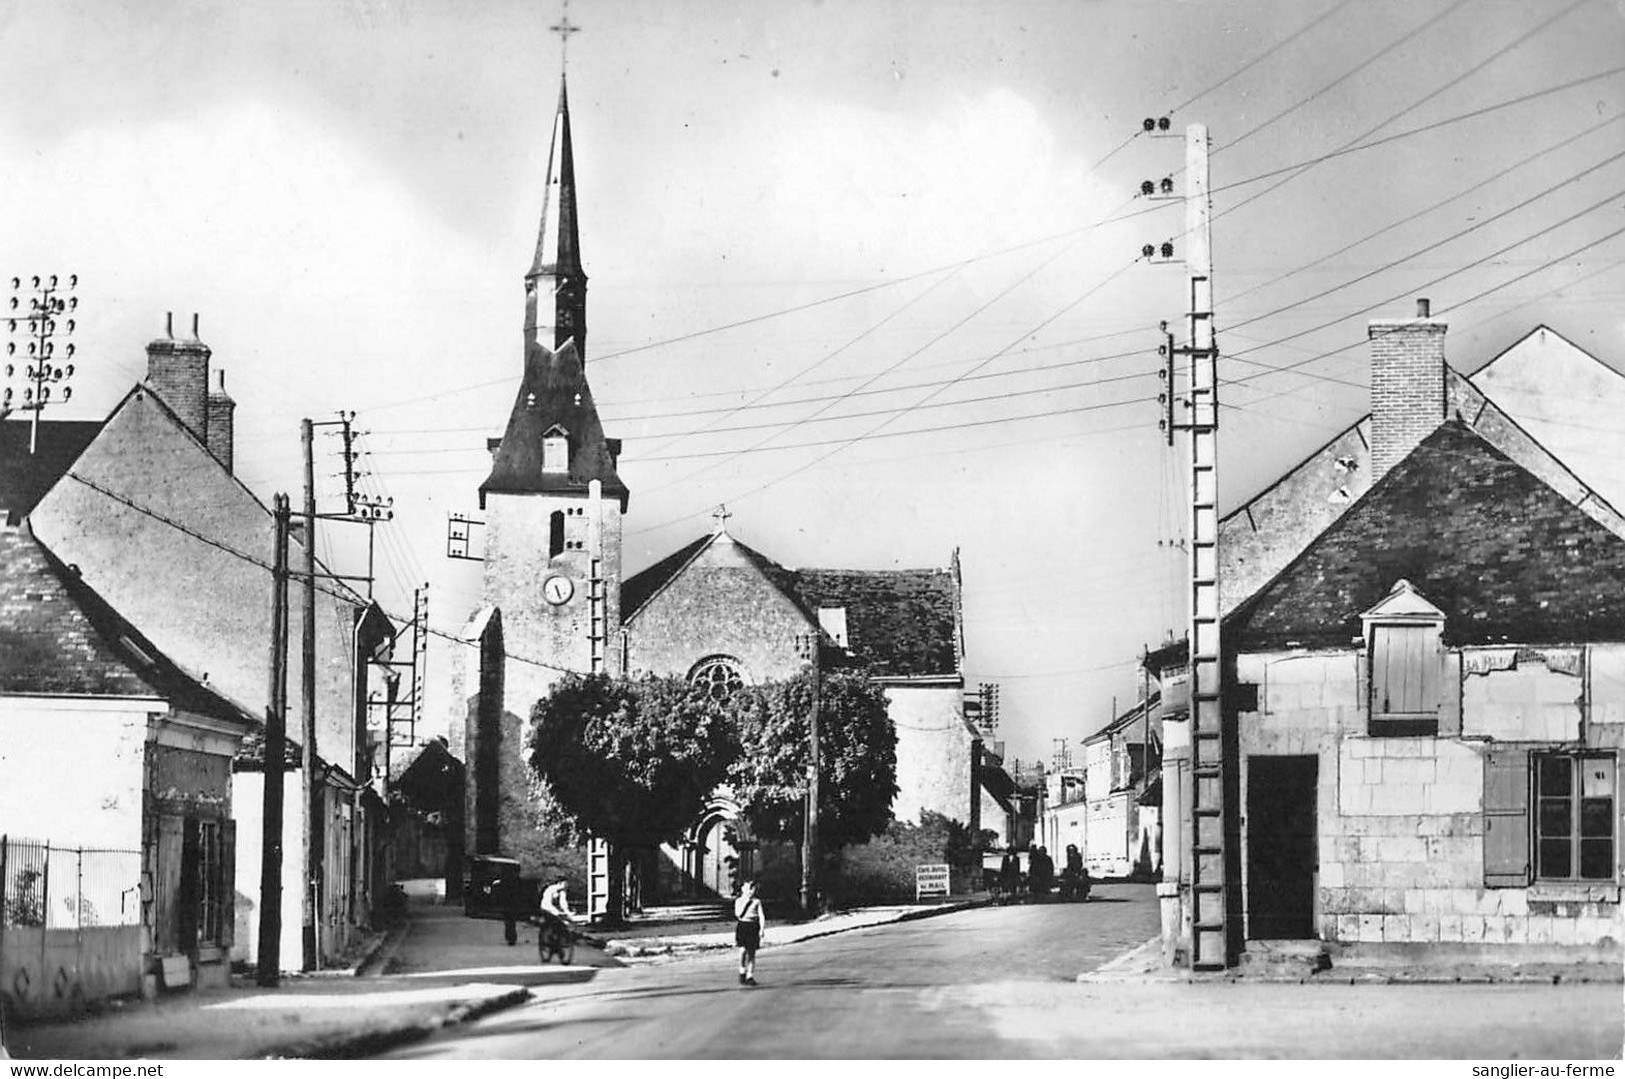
[728,668,897,848]
[528,672,739,848]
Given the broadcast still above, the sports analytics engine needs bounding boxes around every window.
[549,510,565,559]
[689,656,745,701]
[542,425,569,474]
[1536,754,1616,882]
[1361,579,1445,736]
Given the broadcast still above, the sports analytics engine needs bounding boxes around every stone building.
[1228,420,1624,961]
[449,78,985,900]
[1157,303,1625,967]
[10,315,394,974]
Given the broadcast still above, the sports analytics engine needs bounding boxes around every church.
[447,77,990,902]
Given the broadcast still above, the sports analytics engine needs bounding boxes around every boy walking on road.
[734,880,766,986]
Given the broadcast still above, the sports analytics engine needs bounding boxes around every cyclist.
[537,875,575,953]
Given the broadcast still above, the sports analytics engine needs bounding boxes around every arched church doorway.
[683,798,754,900]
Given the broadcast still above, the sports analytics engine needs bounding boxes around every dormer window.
[1361,579,1445,737]
[542,424,569,474]
[817,606,848,649]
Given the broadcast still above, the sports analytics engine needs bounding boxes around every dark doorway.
[1246,755,1318,939]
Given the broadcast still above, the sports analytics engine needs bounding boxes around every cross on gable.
[712,504,732,532]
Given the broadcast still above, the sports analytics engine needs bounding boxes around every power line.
[1168,0,1358,116]
[1224,220,1625,391]
[61,469,583,677]
[1225,186,1625,386]
[1225,142,1625,336]
[1216,0,1474,157]
[1209,0,1593,237]
[1226,110,1625,307]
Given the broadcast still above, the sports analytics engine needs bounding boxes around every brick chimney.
[145,312,210,443]
[1369,297,1447,480]
[206,369,235,473]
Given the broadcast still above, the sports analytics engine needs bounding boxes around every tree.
[528,672,738,921]
[728,668,897,853]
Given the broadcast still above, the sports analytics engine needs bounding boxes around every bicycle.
[536,912,576,966]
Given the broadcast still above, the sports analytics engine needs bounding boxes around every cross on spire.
[550,1,581,72]
[712,504,732,533]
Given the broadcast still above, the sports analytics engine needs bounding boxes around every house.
[1157,301,1625,967]
[0,523,256,1012]
[1226,419,1624,962]
[1079,694,1161,880]
[15,315,394,972]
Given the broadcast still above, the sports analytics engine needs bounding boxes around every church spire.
[525,75,588,359]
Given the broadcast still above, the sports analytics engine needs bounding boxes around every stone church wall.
[623,542,810,683]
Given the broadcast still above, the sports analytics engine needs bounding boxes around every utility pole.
[5,274,78,453]
[257,494,291,987]
[300,418,319,972]
[802,659,821,915]
[1148,121,1226,970]
[1182,123,1227,972]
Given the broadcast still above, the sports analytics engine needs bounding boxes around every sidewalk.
[4,894,988,1059]
[1078,936,1625,985]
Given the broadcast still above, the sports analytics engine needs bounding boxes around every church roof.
[792,568,960,678]
[621,531,962,678]
[0,418,104,525]
[479,339,628,507]
[1228,420,1625,651]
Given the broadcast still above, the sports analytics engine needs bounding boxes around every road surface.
[385,883,1623,1059]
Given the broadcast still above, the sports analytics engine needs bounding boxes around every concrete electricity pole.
[1182,123,1227,971]
[1151,121,1227,970]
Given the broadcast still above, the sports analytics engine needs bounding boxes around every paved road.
[384,884,1623,1059]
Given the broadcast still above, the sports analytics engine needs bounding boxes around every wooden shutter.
[1483,749,1531,888]
[153,815,184,954]
[220,820,236,950]
[178,818,201,953]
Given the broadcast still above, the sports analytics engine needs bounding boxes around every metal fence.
[0,836,142,930]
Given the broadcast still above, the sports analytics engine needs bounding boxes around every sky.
[5,0,1625,767]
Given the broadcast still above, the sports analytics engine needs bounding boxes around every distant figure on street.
[734,879,766,986]
[1029,844,1054,900]
[998,848,1021,903]
[539,875,575,929]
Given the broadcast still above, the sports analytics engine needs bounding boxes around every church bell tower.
[480,73,628,719]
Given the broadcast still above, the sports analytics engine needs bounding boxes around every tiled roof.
[0,526,253,727]
[621,533,963,678]
[1228,421,1625,650]
[0,419,104,525]
[620,534,712,621]
[480,340,628,508]
[792,567,960,678]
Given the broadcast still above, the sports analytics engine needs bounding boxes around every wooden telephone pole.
[257,494,291,986]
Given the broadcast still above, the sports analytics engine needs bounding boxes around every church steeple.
[525,76,588,359]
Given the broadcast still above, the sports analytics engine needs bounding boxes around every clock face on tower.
[542,574,575,606]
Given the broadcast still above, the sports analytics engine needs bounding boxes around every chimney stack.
[1369,297,1447,480]
[207,369,236,473]
[145,311,211,443]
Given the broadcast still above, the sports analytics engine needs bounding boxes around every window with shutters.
[1535,753,1616,883]
[1368,623,1443,735]
[1361,580,1445,737]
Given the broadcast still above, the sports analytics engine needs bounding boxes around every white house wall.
[886,682,972,827]
[0,698,150,851]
